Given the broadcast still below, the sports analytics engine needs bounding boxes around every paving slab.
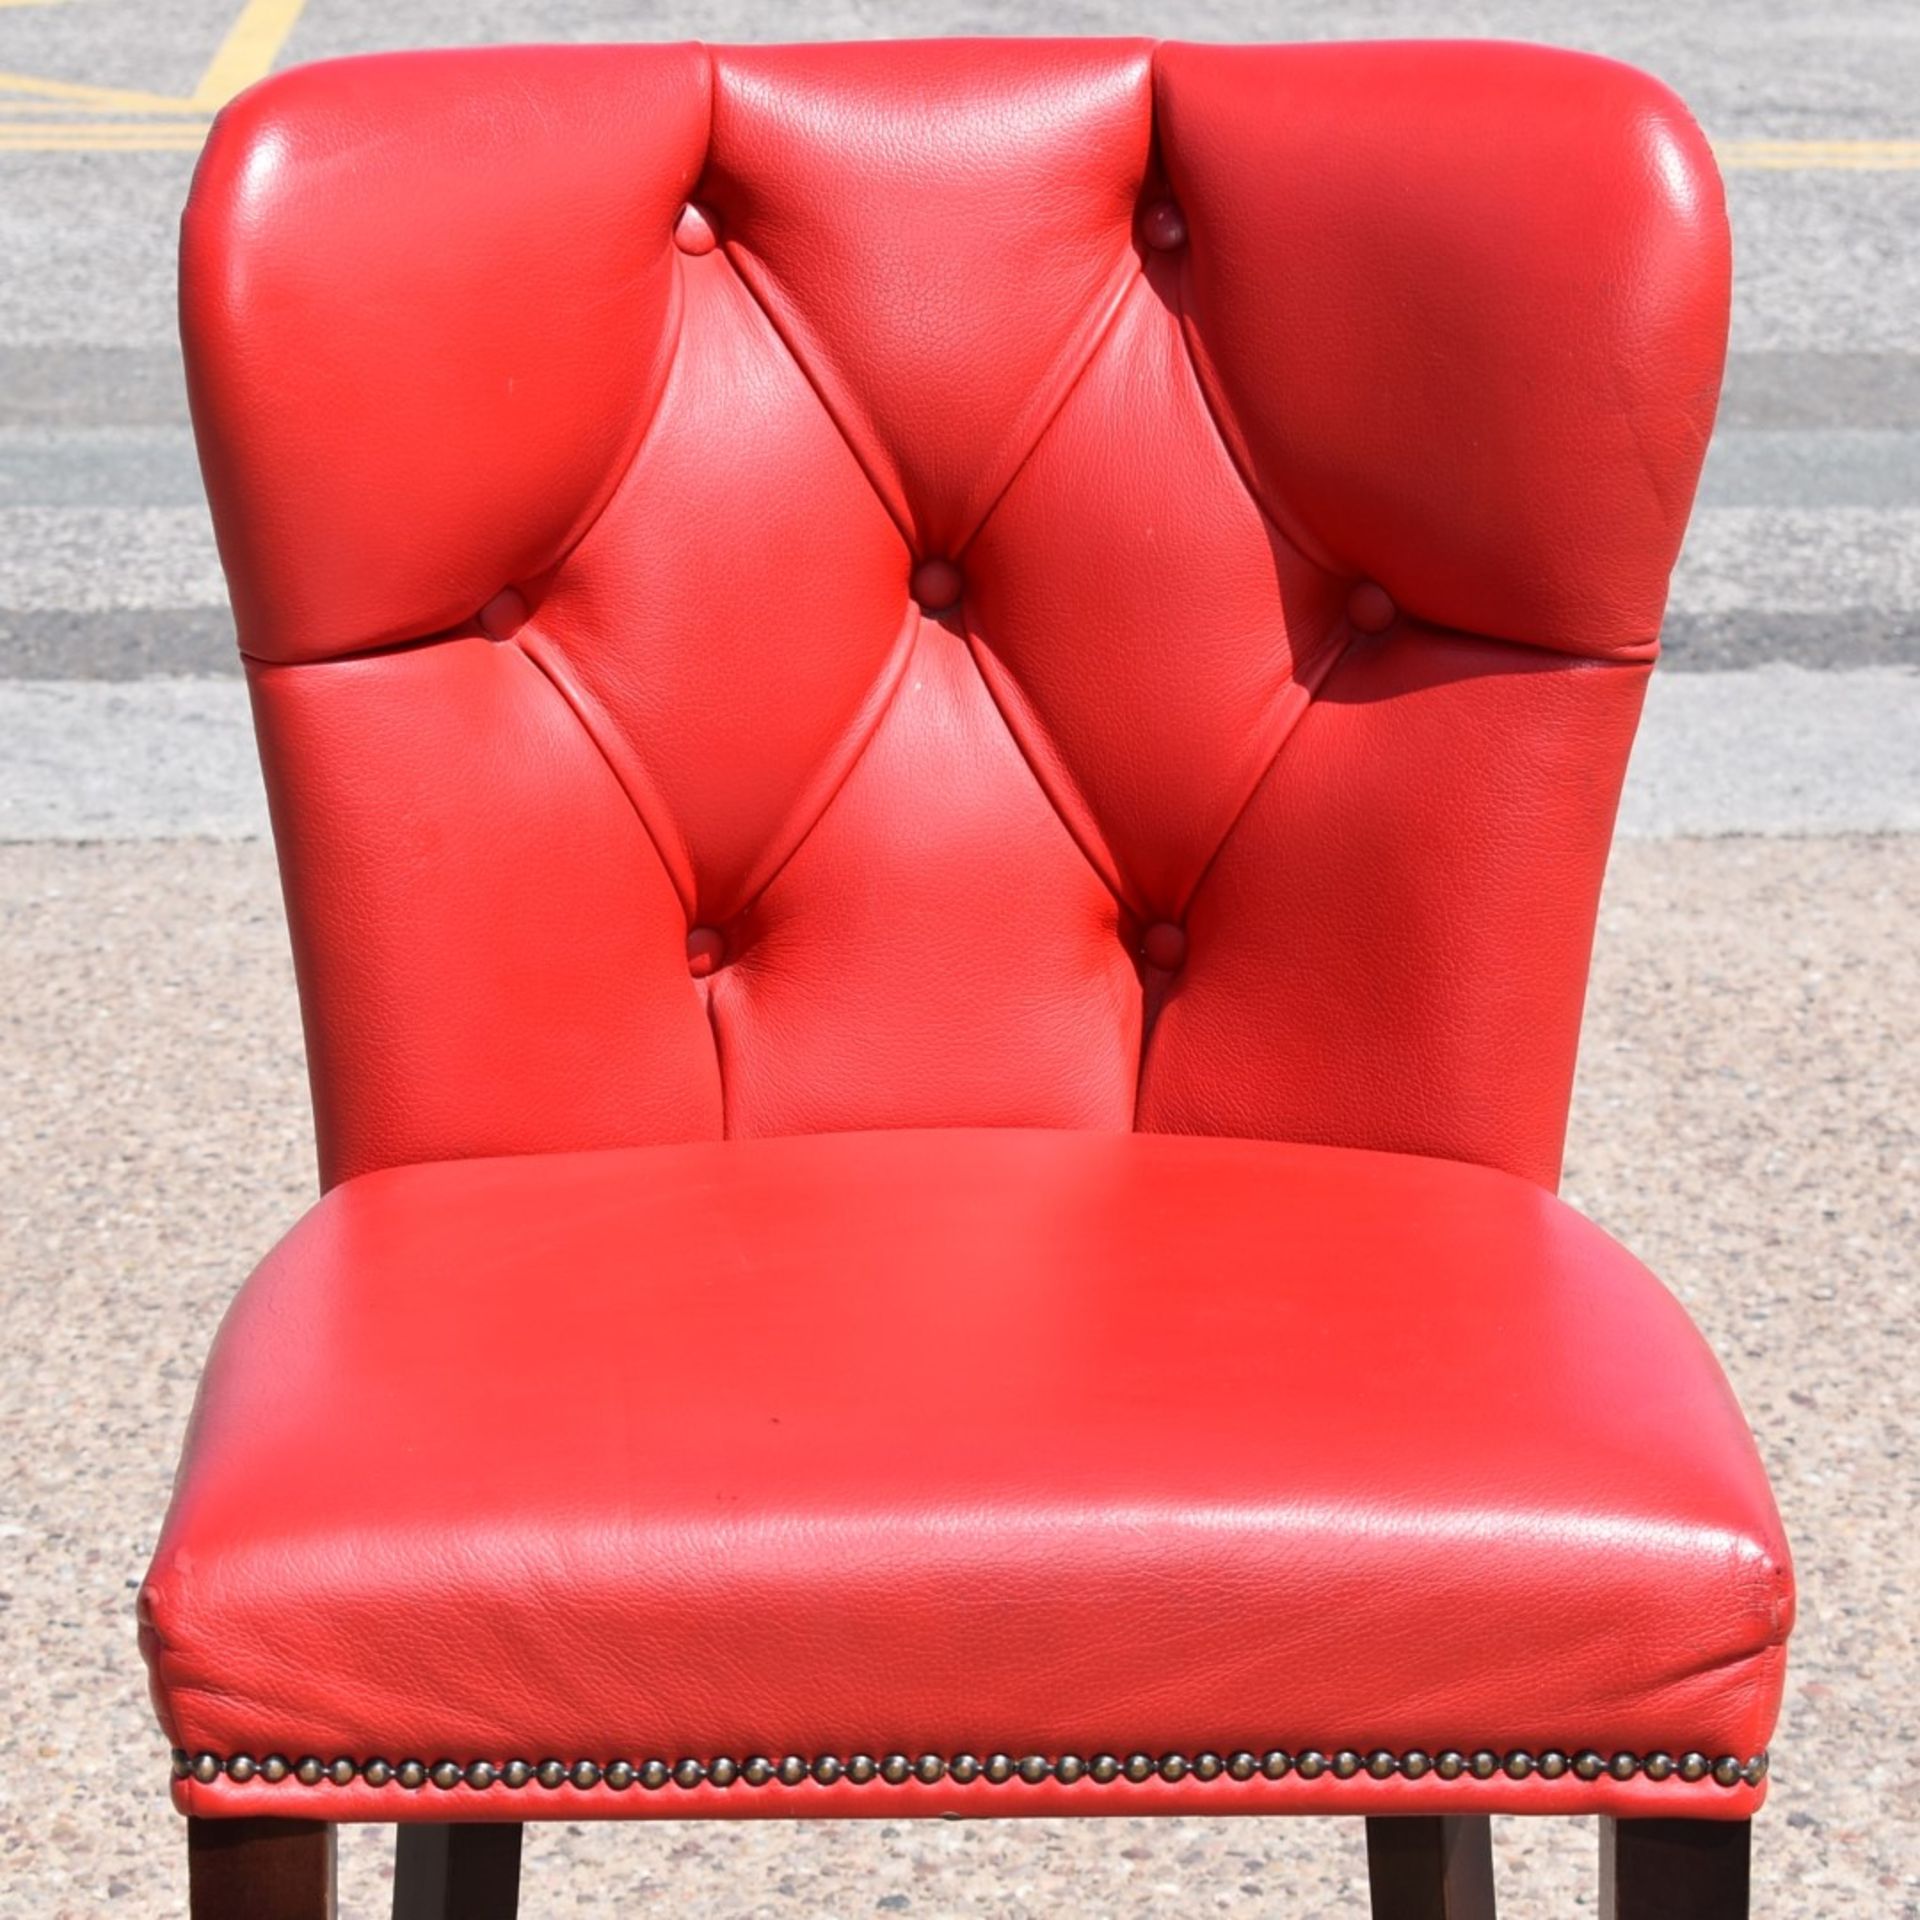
[0,833,1913,1917]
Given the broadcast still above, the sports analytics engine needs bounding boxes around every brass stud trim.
[168,1743,1769,1793]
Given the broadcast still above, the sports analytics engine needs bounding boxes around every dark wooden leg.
[1367,1815,1497,1919]
[1601,1818,1750,1919]
[188,1816,335,1920]
[392,1822,524,1920]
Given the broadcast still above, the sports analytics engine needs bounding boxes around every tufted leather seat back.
[183,39,1729,1192]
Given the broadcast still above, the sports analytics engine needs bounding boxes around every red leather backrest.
[183,40,1729,1191]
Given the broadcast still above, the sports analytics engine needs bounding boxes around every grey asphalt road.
[0,0,1917,840]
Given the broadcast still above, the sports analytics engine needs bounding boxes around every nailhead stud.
[167,1741,1771,1798]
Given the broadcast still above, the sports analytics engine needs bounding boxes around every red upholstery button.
[1142,922,1187,972]
[910,559,963,613]
[1347,582,1397,634]
[478,587,528,640]
[685,928,726,978]
[1141,201,1187,251]
[674,204,719,255]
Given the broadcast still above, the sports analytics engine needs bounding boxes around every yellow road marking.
[0,0,308,135]
[1716,138,1920,170]
[0,127,207,148]
[189,0,309,110]
[0,68,200,112]
[0,3,1911,169]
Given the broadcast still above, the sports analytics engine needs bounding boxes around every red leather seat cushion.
[144,1129,1788,1820]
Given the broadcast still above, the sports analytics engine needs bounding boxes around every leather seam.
[694,966,729,1139]
[961,627,1134,919]
[1128,620,1358,1126]
[504,48,718,609]
[511,634,698,916]
[949,270,1185,919]
[712,601,925,928]
[1169,297,1344,583]
[233,87,711,675]
[714,238,917,553]
[951,246,1149,563]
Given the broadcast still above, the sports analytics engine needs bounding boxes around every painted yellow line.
[0,0,310,126]
[0,119,210,134]
[0,129,208,149]
[1716,138,1920,170]
[0,68,196,111]
[190,0,309,110]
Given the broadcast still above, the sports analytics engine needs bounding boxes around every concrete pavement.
[5,833,1914,1917]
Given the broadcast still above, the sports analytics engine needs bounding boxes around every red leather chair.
[142,37,1789,1919]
